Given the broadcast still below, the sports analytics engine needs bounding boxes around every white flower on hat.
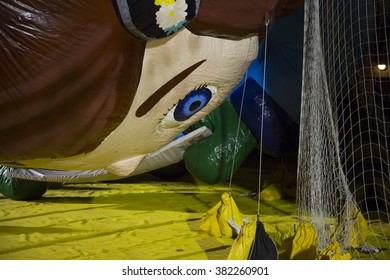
[155,0,188,35]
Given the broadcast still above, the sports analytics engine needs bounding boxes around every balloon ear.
[112,0,199,40]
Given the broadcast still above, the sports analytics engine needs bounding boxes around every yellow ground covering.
[0,168,297,260]
[0,165,389,260]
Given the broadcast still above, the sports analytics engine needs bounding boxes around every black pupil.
[189,100,202,111]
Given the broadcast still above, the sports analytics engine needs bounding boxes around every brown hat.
[112,0,304,40]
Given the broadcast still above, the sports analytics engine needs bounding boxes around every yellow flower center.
[169,10,175,17]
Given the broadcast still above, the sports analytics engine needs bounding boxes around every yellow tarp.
[0,168,387,260]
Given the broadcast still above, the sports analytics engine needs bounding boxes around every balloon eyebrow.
[135,59,206,118]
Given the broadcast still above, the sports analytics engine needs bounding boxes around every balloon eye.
[160,85,217,129]
[173,86,215,121]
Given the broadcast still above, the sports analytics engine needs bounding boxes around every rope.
[257,16,270,220]
[228,71,248,195]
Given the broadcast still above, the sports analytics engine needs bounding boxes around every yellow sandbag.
[259,184,282,201]
[265,164,297,198]
[227,221,256,260]
[218,192,244,238]
[275,225,295,259]
[199,200,222,237]
[200,192,244,238]
[339,202,369,248]
[317,241,352,260]
[290,223,318,260]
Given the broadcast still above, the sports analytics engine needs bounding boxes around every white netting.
[297,0,390,259]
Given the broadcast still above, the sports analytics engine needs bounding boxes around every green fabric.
[184,100,257,184]
[0,166,48,200]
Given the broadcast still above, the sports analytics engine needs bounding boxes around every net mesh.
[297,0,390,259]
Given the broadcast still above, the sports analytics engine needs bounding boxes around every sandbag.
[317,241,352,260]
[200,192,244,238]
[228,221,256,260]
[248,221,278,260]
[290,223,318,260]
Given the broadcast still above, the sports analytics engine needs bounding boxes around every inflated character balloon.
[183,5,304,184]
[0,0,303,199]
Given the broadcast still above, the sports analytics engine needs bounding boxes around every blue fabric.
[234,6,304,125]
[230,78,299,156]
[228,5,303,156]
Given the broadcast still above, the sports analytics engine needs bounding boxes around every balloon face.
[16,28,258,175]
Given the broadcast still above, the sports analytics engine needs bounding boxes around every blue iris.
[173,87,212,121]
